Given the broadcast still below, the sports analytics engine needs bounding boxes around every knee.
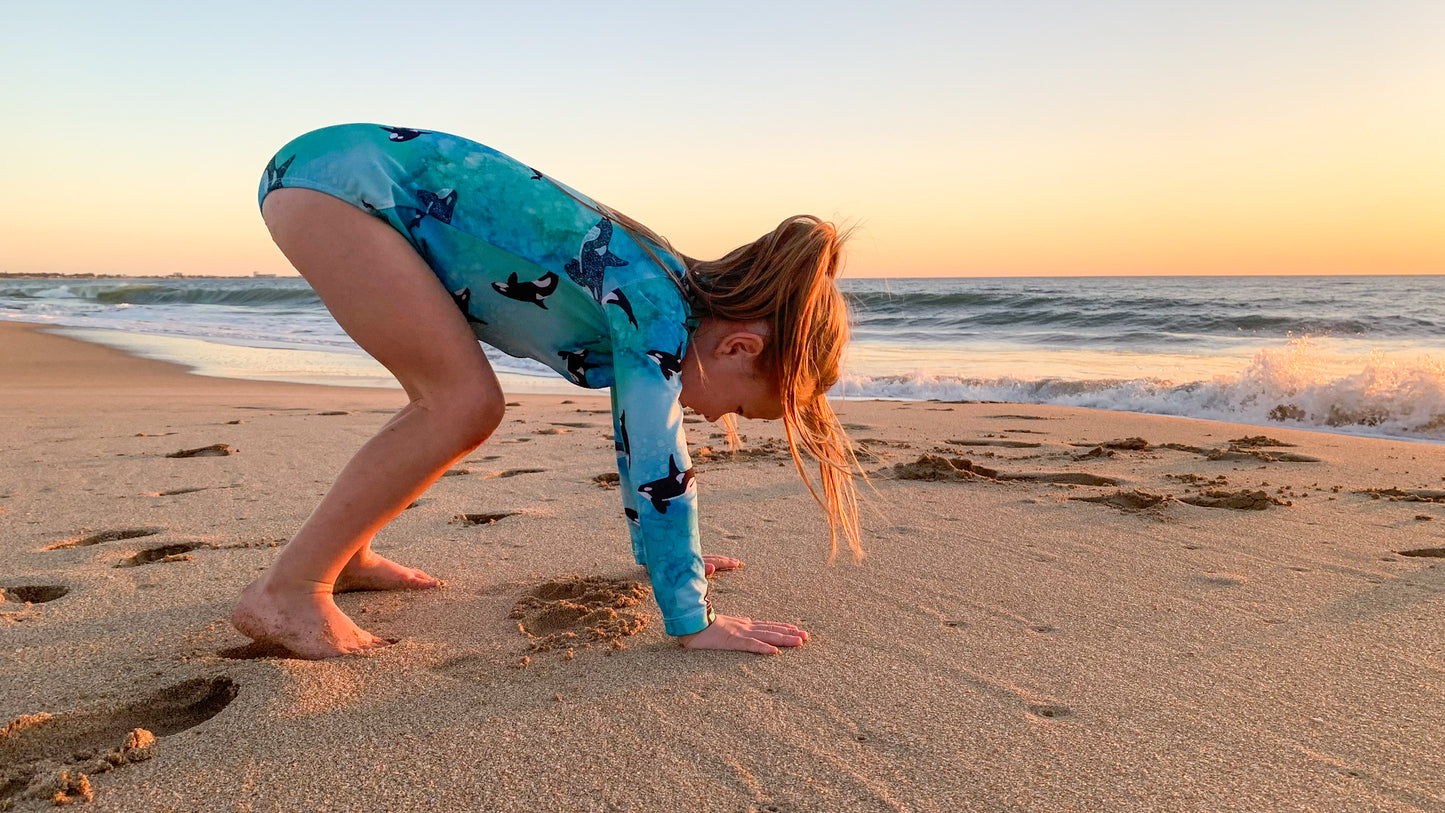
[420,388,505,452]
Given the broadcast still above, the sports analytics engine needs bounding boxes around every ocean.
[3,275,1443,442]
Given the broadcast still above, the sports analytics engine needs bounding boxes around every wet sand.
[1,321,1442,812]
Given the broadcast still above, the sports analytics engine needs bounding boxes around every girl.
[232,124,860,659]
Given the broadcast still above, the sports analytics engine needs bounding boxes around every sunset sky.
[3,1,1442,278]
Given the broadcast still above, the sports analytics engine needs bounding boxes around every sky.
[2,1,1442,278]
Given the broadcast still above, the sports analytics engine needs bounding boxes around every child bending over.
[233,124,860,659]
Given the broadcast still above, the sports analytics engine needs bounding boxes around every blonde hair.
[549,179,862,560]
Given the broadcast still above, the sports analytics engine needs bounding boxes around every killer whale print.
[646,343,684,381]
[262,154,294,194]
[637,454,695,515]
[624,507,640,526]
[601,287,637,328]
[564,218,629,300]
[529,167,543,181]
[402,189,458,230]
[615,411,631,458]
[492,271,559,308]
[449,287,487,325]
[558,348,600,386]
[379,126,430,142]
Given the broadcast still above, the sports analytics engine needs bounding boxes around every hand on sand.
[644,554,744,578]
[702,554,744,577]
[677,615,809,655]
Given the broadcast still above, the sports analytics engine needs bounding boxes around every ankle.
[260,573,336,598]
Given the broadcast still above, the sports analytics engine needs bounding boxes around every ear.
[715,331,766,361]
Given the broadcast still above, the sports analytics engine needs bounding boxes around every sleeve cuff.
[662,601,716,637]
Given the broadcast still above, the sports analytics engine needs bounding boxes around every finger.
[753,629,807,647]
[704,562,716,576]
[737,636,780,655]
[750,622,804,634]
[746,624,809,642]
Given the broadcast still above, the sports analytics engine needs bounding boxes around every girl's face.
[679,320,784,423]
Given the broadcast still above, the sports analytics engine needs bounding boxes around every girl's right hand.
[677,615,809,654]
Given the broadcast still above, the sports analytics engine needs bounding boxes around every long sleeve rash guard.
[258,122,715,636]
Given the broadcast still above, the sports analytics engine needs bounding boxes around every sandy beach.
[1,320,1442,812]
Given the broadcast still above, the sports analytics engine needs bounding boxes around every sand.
[1,320,1442,812]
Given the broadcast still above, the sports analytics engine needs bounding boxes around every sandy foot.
[334,551,441,593]
[230,578,393,659]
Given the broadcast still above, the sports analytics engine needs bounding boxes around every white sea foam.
[837,337,1445,441]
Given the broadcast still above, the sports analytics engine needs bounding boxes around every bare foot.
[231,577,393,659]
[334,551,441,593]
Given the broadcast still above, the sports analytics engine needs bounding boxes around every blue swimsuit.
[257,124,713,636]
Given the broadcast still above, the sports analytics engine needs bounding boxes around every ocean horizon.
[4,273,1443,443]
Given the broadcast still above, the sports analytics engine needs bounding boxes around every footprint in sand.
[1026,703,1074,720]
[0,677,236,808]
[509,576,651,654]
[888,454,1118,486]
[1157,441,1321,463]
[1071,491,1170,512]
[947,439,1043,449]
[115,542,203,568]
[1358,488,1445,504]
[1068,437,1149,451]
[986,414,1052,421]
[0,585,69,604]
[1074,489,1289,512]
[165,444,236,458]
[1194,573,1248,588]
[216,640,342,661]
[1400,548,1445,558]
[1180,490,1290,510]
[452,512,517,526]
[47,528,160,550]
[480,468,545,479]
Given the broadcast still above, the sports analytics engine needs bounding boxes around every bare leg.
[333,405,444,593]
[232,188,504,658]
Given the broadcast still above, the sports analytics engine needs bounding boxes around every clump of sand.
[0,725,156,808]
[888,454,997,481]
[692,438,794,463]
[509,576,650,652]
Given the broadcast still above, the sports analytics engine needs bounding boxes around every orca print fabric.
[257,124,712,635]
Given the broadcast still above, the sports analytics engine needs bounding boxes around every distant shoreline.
[0,272,285,279]
[4,271,1440,281]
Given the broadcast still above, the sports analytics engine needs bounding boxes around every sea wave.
[0,281,322,307]
[837,338,1445,441]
